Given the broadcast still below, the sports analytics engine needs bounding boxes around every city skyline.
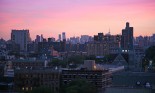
[0,0,155,40]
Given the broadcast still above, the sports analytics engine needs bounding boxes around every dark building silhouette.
[27,42,37,53]
[6,42,20,54]
[38,40,66,55]
[94,33,104,42]
[121,22,133,51]
[65,43,86,52]
[11,29,31,51]
[94,35,98,41]
[98,33,104,42]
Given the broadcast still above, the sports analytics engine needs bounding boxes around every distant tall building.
[48,37,55,42]
[121,22,133,51]
[35,35,41,43]
[62,32,66,41]
[40,34,44,42]
[94,35,98,41]
[58,34,61,41]
[98,33,104,42]
[69,36,80,44]
[11,29,31,51]
[35,34,44,43]
[80,35,90,44]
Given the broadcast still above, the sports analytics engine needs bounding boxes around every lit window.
[22,87,24,90]
[94,65,96,70]
[26,87,28,91]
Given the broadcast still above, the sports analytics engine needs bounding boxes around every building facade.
[11,29,31,51]
[12,61,44,69]
[14,69,60,93]
[62,32,66,41]
[91,33,121,55]
[62,69,112,89]
[87,42,110,56]
[121,22,133,51]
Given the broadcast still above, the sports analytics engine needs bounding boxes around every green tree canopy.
[144,46,155,67]
[30,86,54,93]
[48,58,67,67]
[68,55,85,64]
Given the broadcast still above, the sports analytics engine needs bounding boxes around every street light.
[149,60,152,66]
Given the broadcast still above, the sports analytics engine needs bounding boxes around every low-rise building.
[12,60,44,69]
[14,69,60,93]
[62,69,112,89]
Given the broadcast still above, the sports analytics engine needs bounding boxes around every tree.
[145,46,155,59]
[145,46,155,65]
[61,79,97,93]
[142,46,155,69]
[68,55,85,64]
[85,55,96,60]
[30,86,54,93]
[48,58,67,68]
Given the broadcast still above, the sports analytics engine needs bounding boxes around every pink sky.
[0,0,155,40]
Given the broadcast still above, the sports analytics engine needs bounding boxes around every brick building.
[14,69,60,93]
[62,69,112,89]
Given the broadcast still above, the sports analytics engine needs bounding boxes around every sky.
[0,0,155,40]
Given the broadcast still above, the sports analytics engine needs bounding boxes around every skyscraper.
[11,29,31,51]
[40,34,44,42]
[58,34,61,41]
[62,32,66,41]
[35,35,41,43]
[98,33,104,42]
[121,22,133,51]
